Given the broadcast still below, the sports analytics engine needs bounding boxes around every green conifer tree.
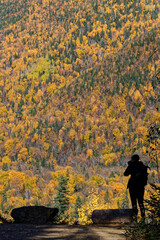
[104,189,110,203]
[74,196,82,222]
[55,175,69,217]
[2,163,8,171]
[121,189,129,209]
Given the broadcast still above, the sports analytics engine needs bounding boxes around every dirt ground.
[0,224,126,240]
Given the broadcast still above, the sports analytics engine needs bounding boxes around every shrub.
[125,184,160,240]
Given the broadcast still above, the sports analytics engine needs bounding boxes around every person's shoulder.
[138,161,148,170]
[139,161,148,167]
[138,161,144,166]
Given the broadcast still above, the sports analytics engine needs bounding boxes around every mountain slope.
[0,0,160,223]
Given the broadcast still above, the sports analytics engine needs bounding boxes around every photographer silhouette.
[124,154,149,221]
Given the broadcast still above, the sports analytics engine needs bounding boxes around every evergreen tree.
[121,189,129,209]
[2,163,8,171]
[104,189,110,203]
[109,171,115,178]
[55,175,69,217]
[117,200,121,209]
[147,124,160,182]
[128,115,133,132]
[18,163,22,171]
[74,196,82,222]
[145,183,160,222]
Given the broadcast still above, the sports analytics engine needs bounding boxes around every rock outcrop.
[11,206,58,224]
[92,209,133,224]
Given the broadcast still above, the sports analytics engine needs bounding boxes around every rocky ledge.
[92,209,133,224]
[11,206,58,224]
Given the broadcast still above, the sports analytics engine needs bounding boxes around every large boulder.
[11,206,58,224]
[92,209,133,224]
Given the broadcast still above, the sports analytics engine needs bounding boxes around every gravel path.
[0,224,126,240]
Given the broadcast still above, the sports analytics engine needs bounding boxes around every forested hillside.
[0,0,160,223]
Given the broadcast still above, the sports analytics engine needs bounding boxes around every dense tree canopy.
[0,0,160,223]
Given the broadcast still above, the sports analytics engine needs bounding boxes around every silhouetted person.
[124,154,148,221]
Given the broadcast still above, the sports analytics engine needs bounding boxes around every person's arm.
[124,161,132,176]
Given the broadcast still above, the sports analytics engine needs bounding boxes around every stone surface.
[92,209,133,224]
[11,206,58,224]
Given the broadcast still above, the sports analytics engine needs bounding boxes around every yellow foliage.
[91,176,103,186]
[96,136,105,144]
[140,103,145,112]
[18,147,28,161]
[32,187,42,198]
[83,131,91,143]
[147,82,153,92]
[7,196,27,209]
[2,156,11,166]
[55,110,64,118]
[78,192,107,225]
[136,126,148,137]
[103,145,112,155]
[142,146,147,153]
[34,89,43,102]
[43,142,50,151]
[68,129,76,140]
[5,139,14,155]
[57,138,63,151]
[92,54,97,62]
[110,182,125,195]
[103,152,117,165]
[133,90,143,102]
[9,171,25,191]
[78,194,98,225]
[86,149,93,159]
[0,105,7,117]
[113,128,123,140]
[64,63,72,72]
[33,133,39,141]
[118,118,128,134]
[47,83,56,95]
[76,49,84,58]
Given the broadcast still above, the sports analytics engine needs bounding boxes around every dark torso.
[124,161,146,189]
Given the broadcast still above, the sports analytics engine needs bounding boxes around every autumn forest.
[0,0,160,224]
